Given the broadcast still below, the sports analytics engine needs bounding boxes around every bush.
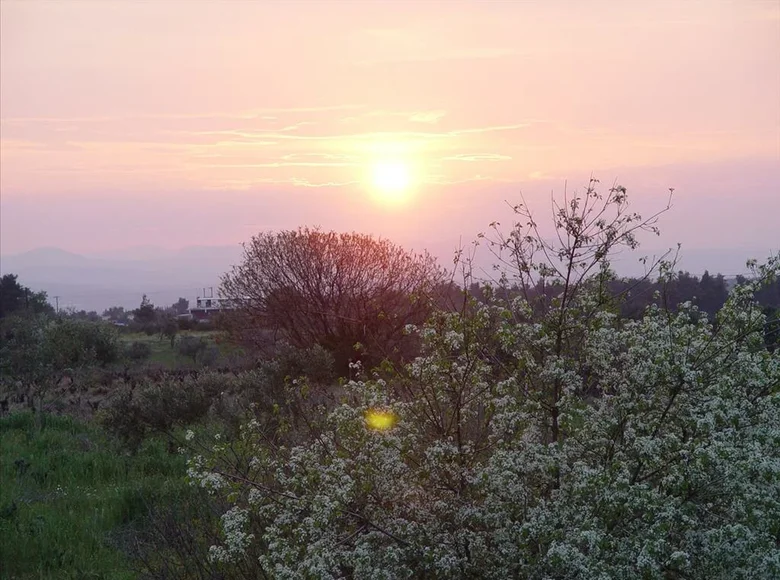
[125,341,152,362]
[200,345,221,368]
[45,318,121,368]
[176,336,207,363]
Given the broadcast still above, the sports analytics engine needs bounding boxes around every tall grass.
[0,412,189,579]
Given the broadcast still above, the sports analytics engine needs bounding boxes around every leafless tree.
[221,228,445,370]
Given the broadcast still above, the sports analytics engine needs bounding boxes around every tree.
[134,294,157,326]
[102,306,129,323]
[172,297,190,315]
[125,340,152,362]
[177,335,207,363]
[44,318,120,368]
[160,316,178,348]
[62,308,101,322]
[0,274,54,318]
[221,228,445,369]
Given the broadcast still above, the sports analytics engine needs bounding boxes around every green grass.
[0,412,189,579]
[118,330,240,369]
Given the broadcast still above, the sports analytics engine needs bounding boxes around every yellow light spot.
[364,409,398,431]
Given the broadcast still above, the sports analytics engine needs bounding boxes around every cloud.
[199,177,359,191]
[424,174,500,185]
[409,111,446,124]
[442,153,512,162]
[173,123,528,143]
[0,105,366,130]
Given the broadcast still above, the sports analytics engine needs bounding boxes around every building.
[189,296,236,322]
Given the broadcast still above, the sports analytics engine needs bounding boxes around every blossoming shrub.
[187,183,779,578]
[185,257,778,578]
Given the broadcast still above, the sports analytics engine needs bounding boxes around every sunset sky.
[1,0,779,267]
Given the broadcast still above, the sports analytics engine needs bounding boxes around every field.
[118,330,242,369]
[0,412,192,580]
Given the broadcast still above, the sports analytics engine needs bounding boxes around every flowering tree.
[186,183,780,579]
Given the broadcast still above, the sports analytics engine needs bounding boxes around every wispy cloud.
[350,27,515,66]
[442,154,512,162]
[0,105,366,126]
[409,111,446,124]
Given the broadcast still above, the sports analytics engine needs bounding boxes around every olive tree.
[221,228,445,370]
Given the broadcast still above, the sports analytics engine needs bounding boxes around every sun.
[370,160,412,203]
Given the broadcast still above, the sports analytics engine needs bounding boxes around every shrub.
[200,345,221,368]
[125,341,152,362]
[176,336,207,363]
[45,318,121,368]
[188,184,780,578]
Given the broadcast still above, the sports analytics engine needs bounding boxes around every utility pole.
[54,296,60,313]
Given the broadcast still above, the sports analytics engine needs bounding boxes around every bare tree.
[221,228,445,370]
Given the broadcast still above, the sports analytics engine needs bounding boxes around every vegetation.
[0,412,193,579]
[1,182,778,579]
[189,183,780,578]
[221,227,445,370]
[0,273,54,319]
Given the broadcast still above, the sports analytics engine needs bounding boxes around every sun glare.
[370,160,412,203]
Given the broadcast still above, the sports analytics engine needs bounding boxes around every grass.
[118,330,241,369]
[0,412,190,580]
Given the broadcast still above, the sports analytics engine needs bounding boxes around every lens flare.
[364,409,398,431]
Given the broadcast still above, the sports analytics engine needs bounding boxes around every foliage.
[607,269,730,319]
[45,318,121,369]
[100,346,334,451]
[0,316,120,424]
[763,305,780,352]
[188,183,780,578]
[177,335,208,363]
[0,316,120,408]
[0,273,54,318]
[221,227,445,370]
[102,305,130,324]
[134,294,157,326]
[159,316,179,348]
[61,307,102,322]
[172,297,190,316]
[125,340,153,362]
[0,313,52,386]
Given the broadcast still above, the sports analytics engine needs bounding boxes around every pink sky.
[1,0,778,260]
